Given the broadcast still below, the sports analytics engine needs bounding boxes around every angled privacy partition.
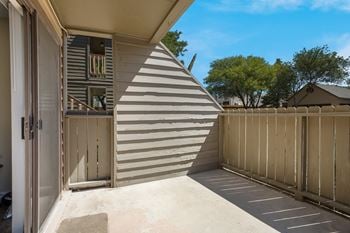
[113,41,222,186]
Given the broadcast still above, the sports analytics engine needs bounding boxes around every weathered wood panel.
[66,117,112,186]
[114,42,221,185]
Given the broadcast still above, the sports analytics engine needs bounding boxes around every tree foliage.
[262,60,298,107]
[293,45,350,85]
[162,30,188,58]
[205,56,274,108]
[262,46,350,107]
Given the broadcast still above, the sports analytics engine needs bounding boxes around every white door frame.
[8,1,26,232]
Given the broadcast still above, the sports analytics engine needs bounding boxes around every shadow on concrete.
[189,169,350,233]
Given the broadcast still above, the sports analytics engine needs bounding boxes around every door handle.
[21,117,25,140]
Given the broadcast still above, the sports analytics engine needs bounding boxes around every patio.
[48,169,350,233]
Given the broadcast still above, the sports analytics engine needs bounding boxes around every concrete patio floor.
[52,169,350,233]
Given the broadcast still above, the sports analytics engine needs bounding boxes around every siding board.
[115,42,221,185]
[67,35,114,111]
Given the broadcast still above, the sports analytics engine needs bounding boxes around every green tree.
[293,45,350,85]
[162,30,188,59]
[205,56,274,108]
[263,59,298,107]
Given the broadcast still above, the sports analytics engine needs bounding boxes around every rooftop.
[316,84,350,99]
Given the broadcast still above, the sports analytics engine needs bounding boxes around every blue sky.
[171,0,350,85]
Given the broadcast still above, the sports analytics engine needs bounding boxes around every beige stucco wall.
[0,18,11,193]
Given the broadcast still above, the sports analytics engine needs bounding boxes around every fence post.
[218,112,224,167]
[296,107,307,201]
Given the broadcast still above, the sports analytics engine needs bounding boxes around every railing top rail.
[68,94,97,112]
[220,105,350,117]
[65,114,113,119]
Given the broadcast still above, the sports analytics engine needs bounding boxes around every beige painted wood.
[245,110,253,172]
[87,118,98,180]
[267,109,277,179]
[335,106,350,206]
[97,118,111,179]
[117,121,216,132]
[224,110,233,166]
[220,105,350,213]
[251,110,259,174]
[117,66,191,78]
[259,109,268,177]
[117,113,218,121]
[114,41,221,185]
[66,117,112,185]
[117,85,206,96]
[307,107,321,195]
[118,143,217,161]
[320,106,335,199]
[117,73,198,87]
[283,108,295,185]
[275,108,286,183]
[117,129,215,141]
[232,112,240,167]
[221,112,228,164]
[68,118,78,183]
[239,110,246,169]
[116,104,219,112]
[77,119,87,182]
[117,135,217,152]
[117,95,214,104]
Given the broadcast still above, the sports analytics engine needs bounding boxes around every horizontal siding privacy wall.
[114,41,222,186]
[220,106,350,215]
[66,35,114,110]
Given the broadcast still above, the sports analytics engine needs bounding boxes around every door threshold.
[69,180,111,190]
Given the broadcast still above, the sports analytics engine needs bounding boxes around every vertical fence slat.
[307,106,320,194]
[239,109,246,169]
[285,107,296,186]
[320,106,335,199]
[246,109,253,173]
[267,108,276,179]
[251,110,259,174]
[97,118,111,179]
[296,107,307,198]
[259,109,268,177]
[69,118,78,183]
[87,118,98,180]
[335,106,350,206]
[233,110,240,167]
[276,108,286,183]
[77,118,88,182]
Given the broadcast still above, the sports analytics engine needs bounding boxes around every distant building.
[216,96,244,106]
[288,83,350,106]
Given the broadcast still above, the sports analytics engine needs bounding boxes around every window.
[88,37,106,78]
[88,87,107,111]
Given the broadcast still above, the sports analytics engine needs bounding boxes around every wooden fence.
[219,105,350,214]
[65,115,113,189]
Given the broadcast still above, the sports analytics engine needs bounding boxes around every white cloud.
[201,0,350,13]
[337,34,350,57]
[202,0,303,13]
[312,0,350,11]
[321,33,350,57]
